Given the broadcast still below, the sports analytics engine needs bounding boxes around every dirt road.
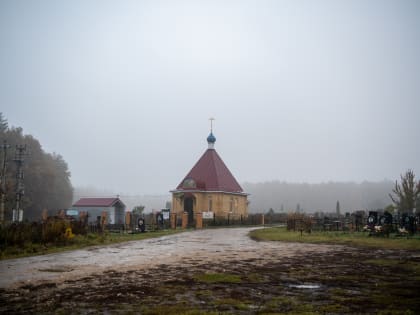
[0,227,335,289]
[1,227,419,314]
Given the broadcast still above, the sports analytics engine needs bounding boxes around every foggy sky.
[1,0,419,195]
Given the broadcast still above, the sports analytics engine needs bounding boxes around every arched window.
[182,178,196,188]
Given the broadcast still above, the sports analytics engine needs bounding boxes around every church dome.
[207,132,216,144]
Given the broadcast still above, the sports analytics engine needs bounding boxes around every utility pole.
[13,145,26,222]
[0,140,10,225]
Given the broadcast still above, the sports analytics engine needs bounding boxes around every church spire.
[207,117,216,149]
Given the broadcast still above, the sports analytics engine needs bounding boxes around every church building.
[171,127,249,224]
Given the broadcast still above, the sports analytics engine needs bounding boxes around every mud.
[0,227,419,314]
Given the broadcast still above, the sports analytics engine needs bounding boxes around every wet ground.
[1,227,419,314]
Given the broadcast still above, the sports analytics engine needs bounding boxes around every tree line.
[0,113,73,221]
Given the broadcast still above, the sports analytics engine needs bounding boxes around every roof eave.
[170,189,249,196]
[110,199,126,208]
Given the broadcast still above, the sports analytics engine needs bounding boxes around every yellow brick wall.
[172,192,248,219]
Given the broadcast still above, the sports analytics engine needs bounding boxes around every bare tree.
[389,170,420,214]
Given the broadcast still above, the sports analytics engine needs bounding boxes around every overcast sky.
[1,0,419,195]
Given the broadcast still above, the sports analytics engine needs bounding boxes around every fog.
[242,180,394,213]
[1,0,419,196]
[74,180,395,214]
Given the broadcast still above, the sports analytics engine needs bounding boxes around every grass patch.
[213,298,250,310]
[0,229,185,260]
[250,227,420,250]
[193,273,242,284]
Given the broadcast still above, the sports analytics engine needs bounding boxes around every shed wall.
[73,206,125,224]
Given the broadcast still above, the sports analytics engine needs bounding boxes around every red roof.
[72,197,125,207]
[176,149,243,193]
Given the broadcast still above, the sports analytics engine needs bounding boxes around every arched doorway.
[184,197,194,226]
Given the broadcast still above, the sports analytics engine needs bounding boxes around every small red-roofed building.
[171,128,249,225]
[72,197,126,224]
